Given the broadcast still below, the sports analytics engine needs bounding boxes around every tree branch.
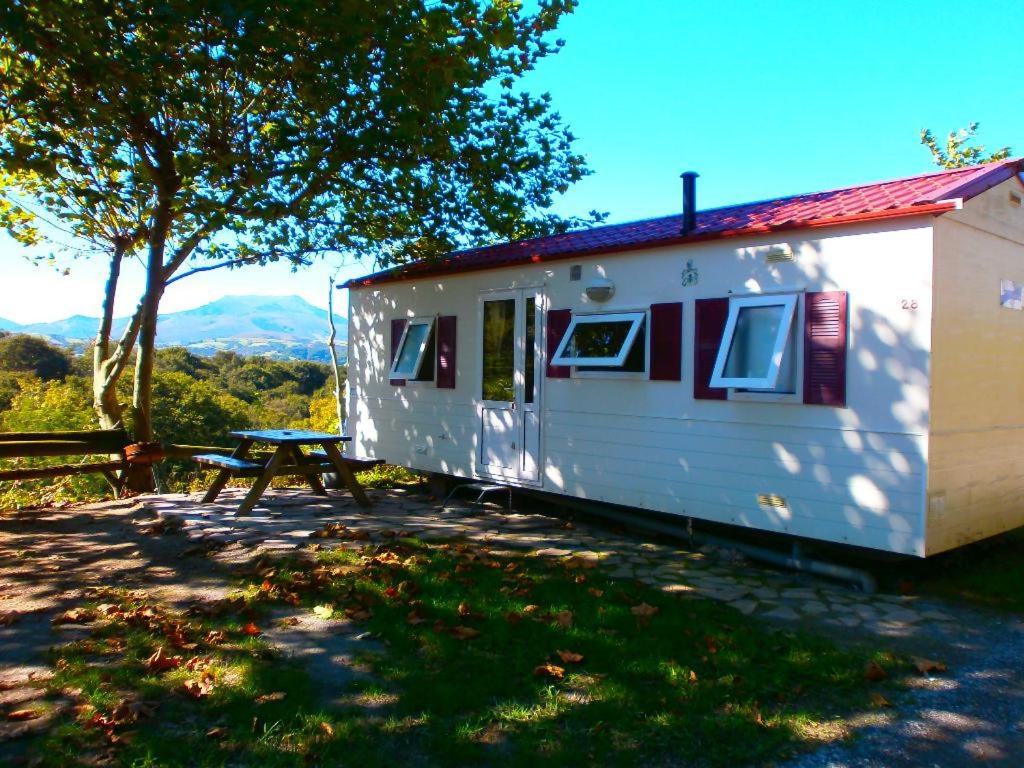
[165,254,263,285]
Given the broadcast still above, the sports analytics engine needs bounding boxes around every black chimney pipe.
[680,171,699,235]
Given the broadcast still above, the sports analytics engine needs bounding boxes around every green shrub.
[0,376,108,507]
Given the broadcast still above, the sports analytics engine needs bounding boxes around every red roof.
[344,159,1024,288]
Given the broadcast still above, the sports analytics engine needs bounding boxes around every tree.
[0,334,70,380]
[326,264,347,434]
[920,123,1011,168]
[0,0,596,459]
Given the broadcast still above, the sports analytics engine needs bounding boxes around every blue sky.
[3,0,1021,323]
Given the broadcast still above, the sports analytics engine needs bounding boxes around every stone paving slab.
[140,487,963,640]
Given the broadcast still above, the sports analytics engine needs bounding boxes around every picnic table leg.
[286,446,328,497]
[235,444,288,516]
[320,441,372,508]
[203,439,253,505]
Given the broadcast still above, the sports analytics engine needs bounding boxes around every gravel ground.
[785,612,1024,767]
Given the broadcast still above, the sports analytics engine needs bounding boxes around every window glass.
[525,297,536,404]
[565,320,634,359]
[553,312,646,367]
[482,299,515,401]
[723,305,785,380]
[392,321,433,378]
[710,293,798,392]
[577,320,646,373]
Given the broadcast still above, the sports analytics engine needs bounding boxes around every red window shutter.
[693,298,729,400]
[803,291,848,406]
[649,302,683,381]
[389,317,407,386]
[546,309,572,379]
[436,315,457,389]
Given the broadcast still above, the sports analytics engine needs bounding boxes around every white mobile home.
[342,160,1024,557]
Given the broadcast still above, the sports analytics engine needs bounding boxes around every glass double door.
[478,288,542,484]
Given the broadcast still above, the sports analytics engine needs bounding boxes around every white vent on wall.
[570,264,582,281]
[757,493,791,520]
[764,245,795,264]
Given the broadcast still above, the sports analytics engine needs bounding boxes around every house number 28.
[901,299,918,310]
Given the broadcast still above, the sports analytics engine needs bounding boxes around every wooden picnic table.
[197,429,371,515]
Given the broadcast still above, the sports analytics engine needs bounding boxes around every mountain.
[8,295,347,363]
[0,317,21,332]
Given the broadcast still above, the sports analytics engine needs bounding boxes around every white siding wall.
[348,218,935,555]
[928,179,1024,554]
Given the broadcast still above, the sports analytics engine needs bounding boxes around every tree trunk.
[132,204,172,443]
[124,204,172,492]
[93,244,125,429]
[326,274,346,434]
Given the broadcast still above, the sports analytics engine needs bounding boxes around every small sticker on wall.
[681,260,699,287]
[1000,279,1023,310]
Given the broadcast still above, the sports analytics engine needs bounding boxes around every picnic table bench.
[194,429,374,515]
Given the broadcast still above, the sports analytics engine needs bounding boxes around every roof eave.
[341,202,955,290]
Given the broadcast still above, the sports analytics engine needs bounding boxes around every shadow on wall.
[351,237,931,555]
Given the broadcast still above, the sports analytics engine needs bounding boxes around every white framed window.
[710,294,798,392]
[552,311,647,370]
[390,317,435,381]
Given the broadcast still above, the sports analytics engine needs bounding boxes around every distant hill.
[2,295,347,363]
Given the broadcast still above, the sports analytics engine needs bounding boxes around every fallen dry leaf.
[554,610,573,629]
[556,650,584,664]
[864,660,888,682]
[406,610,427,626]
[182,672,216,699]
[0,611,23,626]
[241,622,262,637]
[704,636,719,655]
[6,708,42,721]
[504,611,523,625]
[313,604,335,620]
[522,604,541,615]
[53,607,96,625]
[204,630,226,645]
[587,588,604,598]
[206,726,228,739]
[183,656,212,672]
[630,603,659,619]
[319,721,335,737]
[450,625,481,640]
[146,646,182,673]
[869,692,892,708]
[688,670,698,684]
[533,663,565,680]
[912,657,948,675]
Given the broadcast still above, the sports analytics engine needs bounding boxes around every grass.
[28,539,900,767]
[906,528,1024,613]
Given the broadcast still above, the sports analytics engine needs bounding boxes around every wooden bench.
[192,454,265,476]
[193,452,337,477]
[307,449,386,472]
[0,429,132,496]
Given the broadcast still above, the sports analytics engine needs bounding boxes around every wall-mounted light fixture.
[585,277,615,302]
